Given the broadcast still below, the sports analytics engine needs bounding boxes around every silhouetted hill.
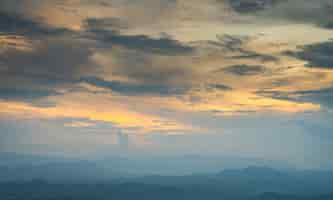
[252,192,333,200]
[1,181,333,200]
[119,166,333,196]
[1,153,333,199]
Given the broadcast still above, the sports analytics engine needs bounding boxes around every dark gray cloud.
[0,10,91,84]
[228,0,284,13]
[0,11,71,36]
[222,64,266,76]
[85,21,194,55]
[229,50,278,62]
[0,9,284,105]
[285,40,333,69]
[84,17,129,31]
[216,34,279,62]
[0,9,97,103]
[81,18,196,90]
[207,84,233,91]
[0,88,59,101]
[0,35,94,103]
[1,39,92,81]
[319,22,333,30]
[0,12,195,102]
[256,90,293,101]
[81,77,189,96]
[228,0,333,29]
[295,87,333,108]
[115,51,191,83]
[257,87,333,109]
[216,34,249,51]
[80,76,232,96]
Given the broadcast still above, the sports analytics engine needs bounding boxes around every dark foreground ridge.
[1,166,333,200]
[1,181,333,200]
[1,153,333,199]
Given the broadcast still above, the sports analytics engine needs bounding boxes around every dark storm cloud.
[110,52,191,85]
[85,18,194,55]
[257,87,333,109]
[0,7,96,103]
[295,87,333,108]
[228,0,333,30]
[0,12,70,36]
[0,38,93,83]
[207,84,232,91]
[256,90,296,101]
[320,22,333,30]
[84,24,195,87]
[285,40,333,69]
[222,64,266,76]
[0,8,89,97]
[229,51,278,62]
[91,30,194,55]
[0,88,59,101]
[216,34,248,51]
[228,0,284,13]
[0,12,195,102]
[0,37,94,102]
[81,77,189,96]
[80,17,196,89]
[216,34,278,62]
[84,18,129,31]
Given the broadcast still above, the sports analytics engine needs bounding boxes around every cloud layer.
[0,0,333,165]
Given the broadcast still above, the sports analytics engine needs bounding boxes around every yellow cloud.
[131,90,320,116]
[0,35,33,52]
[64,121,96,128]
[0,94,193,134]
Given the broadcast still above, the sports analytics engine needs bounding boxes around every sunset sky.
[1,0,333,169]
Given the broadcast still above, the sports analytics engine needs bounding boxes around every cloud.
[85,19,194,55]
[0,11,70,36]
[90,40,195,90]
[222,64,267,76]
[81,77,189,96]
[257,87,333,109]
[0,88,59,101]
[64,120,97,128]
[228,0,333,29]
[228,0,284,13]
[229,51,278,62]
[215,34,279,62]
[207,84,233,91]
[0,36,94,102]
[0,0,330,128]
[285,40,333,69]
[84,17,128,30]
[295,87,333,109]
[320,22,333,30]
[0,9,96,104]
[0,99,193,134]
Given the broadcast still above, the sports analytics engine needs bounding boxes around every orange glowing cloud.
[0,95,193,134]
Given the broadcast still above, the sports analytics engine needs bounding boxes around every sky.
[0,0,333,169]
